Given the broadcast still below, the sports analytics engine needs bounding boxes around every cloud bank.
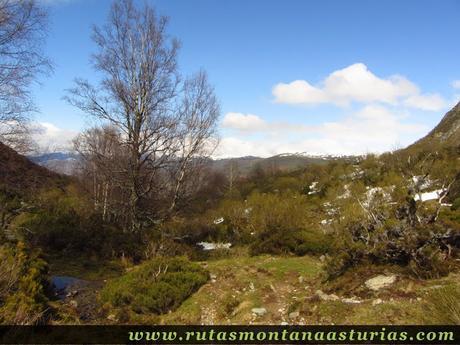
[273,63,447,111]
[216,105,428,158]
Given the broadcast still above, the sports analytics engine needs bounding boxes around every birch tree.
[0,0,51,152]
[67,0,219,232]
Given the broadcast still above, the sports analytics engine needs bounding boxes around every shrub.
[250,226,331,256]
[101,257,208,315]
[325,215,459,280]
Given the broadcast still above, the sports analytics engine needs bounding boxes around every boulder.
[289,311,300,319]
[315,290,339,301]
[342,297,362,304]
[251,307,267,316]
[365,275,396,291]
[372,298,383,306]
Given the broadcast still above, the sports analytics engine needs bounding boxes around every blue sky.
[33,0,460,156]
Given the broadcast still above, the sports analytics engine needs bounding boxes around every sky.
[32,0,460,157]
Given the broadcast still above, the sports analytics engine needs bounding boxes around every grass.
[423,283,460,324]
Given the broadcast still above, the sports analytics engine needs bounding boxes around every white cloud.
[273,63,446,111]
[452,80,460,89]
[215,105,427,158]
[31,122,78,152]
[221,112,311,134]
[403,93,447,111]
[272,80,327,105]
[222,112,268,132]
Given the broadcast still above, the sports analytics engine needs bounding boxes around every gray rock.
[289,311,300,319]
[107,314,117,321]
[372,298,383,306]
[251,307,267,316]
[315,289,339,301]
[365,275,396,291]
[342,297,362,304]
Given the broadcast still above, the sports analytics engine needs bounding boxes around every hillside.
[211,153,354,176]
[410,101,460,149]
[0,141,67,194]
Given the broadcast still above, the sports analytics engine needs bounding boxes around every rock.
[107,314,117,321]
[342,297,362,304]
[319,255,326,262]
[315,290,339,301]
[210,273,217,283]
[372,298,383,306]
[251,307,267,316]
[365,275,396,291]
[69,300,78,308]
[289,311,300,319]
[249,282,255,291]
[298,276,304,283]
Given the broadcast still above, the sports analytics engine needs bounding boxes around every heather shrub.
[0,242,49,325]
[101,257,208,315]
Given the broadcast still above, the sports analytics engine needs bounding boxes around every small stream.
[51,276,89,299]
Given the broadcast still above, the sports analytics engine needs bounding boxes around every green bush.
[101,257,208,315]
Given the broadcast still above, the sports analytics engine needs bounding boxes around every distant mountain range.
[28,151,351,176]
[28,152,79,175]
[210,153,354,176]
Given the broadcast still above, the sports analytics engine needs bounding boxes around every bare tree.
[224,159,240,194]
[66,0,219,232]
[0,0,51,152]
[73,125,128,223]
[166,71,219,215]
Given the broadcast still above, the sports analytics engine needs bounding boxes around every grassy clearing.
[160,255,458,325]
[47,253,460,325]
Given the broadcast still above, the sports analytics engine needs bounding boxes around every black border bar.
[0,325,458,344]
